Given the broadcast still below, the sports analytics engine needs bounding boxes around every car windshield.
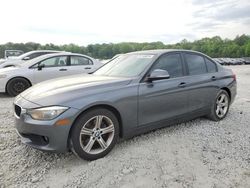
[14,51,38,60]
[94,54,155,77]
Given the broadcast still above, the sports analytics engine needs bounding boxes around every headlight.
[26,106,69,120]
[0,74,7,78]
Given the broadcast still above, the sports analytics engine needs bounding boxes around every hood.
[20,74,132,107]
[0,59,6,64]
[7,56,19,60]
[3,58,20,62]
[0,59,23,68]
[0,66,21,73]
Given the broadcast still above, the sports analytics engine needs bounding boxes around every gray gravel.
[0,65,250,188]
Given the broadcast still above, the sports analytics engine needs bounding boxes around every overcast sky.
[0,0,250,45]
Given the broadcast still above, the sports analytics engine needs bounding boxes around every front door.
[33,56,69,83]
[138,53,189,126]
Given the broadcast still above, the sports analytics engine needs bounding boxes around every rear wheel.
[6,78,31,97]
[70,108,119,161]
[208,90,230,121]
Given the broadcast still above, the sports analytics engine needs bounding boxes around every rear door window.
[205,58,217,73]
[185,53,207,75]
[70,56,93,66]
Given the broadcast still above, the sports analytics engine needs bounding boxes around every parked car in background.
[4,50,24,58]
[213,58,224,65]
[13,49,236,160]
[0,50,23,64]
[213,57,248,65]
[0,50,61,68]
[0,52,102,96]
[236,58,246,65]
[101,54,123,64]
[243,57,250,64]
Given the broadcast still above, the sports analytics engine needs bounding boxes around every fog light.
[42,136,49,143]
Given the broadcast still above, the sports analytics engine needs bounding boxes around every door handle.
[211,76,217,81]
[59,68,67,71]
[84,67,91,70]
[178,82,186,88]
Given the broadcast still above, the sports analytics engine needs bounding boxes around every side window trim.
[203,57,209,73]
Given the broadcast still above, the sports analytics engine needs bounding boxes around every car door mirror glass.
[147,69,170,82]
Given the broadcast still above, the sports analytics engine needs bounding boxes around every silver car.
[14,50,237,160]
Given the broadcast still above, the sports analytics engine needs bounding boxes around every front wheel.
[70,108,119,161]
[208,90,230,121]
[6,77,31,97]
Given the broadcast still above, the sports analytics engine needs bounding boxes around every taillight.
[232,73,236,81]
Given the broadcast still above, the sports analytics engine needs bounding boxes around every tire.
[207,90,230,121]
[6,78,31,97]
[70,108,119,161]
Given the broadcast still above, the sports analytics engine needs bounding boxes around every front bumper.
[14,96,80,152]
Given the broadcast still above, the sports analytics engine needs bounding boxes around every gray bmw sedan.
[14,50,236,160]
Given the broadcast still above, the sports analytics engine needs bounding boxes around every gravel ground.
[0,65,250,188]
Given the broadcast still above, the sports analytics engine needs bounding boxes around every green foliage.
[0,34,250,59]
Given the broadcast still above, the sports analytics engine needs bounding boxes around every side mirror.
[146,69,170,82]
[38,64,45,71]
[23,57,30,61]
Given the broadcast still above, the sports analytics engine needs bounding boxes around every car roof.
[127,49,207,56]
[15,50,62,59]
[20,52,93,67]
[28,50,62,52]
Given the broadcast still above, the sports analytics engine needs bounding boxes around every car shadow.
[0,93,13,98]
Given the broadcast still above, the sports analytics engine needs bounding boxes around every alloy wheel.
[79,115,115,155]
[216,93,229,118]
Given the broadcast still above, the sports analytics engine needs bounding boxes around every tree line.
[0,34,250,59]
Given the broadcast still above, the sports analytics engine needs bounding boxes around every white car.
[0,52,102,96]
[4,50,24,58]
[0,50,61,68]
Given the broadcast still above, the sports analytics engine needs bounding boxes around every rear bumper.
[229,80,237,104]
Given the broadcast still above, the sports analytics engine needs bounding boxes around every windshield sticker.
[136,55,154,59]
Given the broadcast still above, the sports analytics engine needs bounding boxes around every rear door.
[138,53,189,127]
[67,55,95,75]
[182,52,219,112]
[33,55,70,83]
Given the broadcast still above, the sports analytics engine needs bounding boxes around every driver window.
[151,54,183,78]
[39,56,68,68]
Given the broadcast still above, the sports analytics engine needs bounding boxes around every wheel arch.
[67,104,124,149]
[5,76,32,93]
[221,87,231,102]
